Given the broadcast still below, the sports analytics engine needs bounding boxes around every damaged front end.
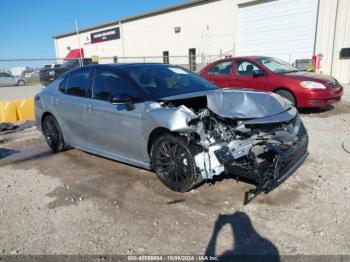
[159,91,309,194]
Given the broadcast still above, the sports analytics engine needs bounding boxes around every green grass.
[26,78,40,85]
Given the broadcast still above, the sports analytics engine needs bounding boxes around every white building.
[53,0,350,83]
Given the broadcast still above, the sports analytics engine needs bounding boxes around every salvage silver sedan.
[35,64,308,193]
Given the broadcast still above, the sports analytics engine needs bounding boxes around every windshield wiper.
[283,70,300,73]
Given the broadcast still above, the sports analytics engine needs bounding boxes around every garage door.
[237,0,319,63]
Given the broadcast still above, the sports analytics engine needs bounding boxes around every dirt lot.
[0,86,349,257]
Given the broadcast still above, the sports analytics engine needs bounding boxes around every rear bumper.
[297,85,344,107]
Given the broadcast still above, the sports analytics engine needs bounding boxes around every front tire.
[17,80,25,86]
[42,115,65,152]
[275,89,296,107]
[151,134,200,192]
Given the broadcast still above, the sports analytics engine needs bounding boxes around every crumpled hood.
[206,89,291,119]
[161,89,292,119]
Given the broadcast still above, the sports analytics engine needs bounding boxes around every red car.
[199,56,344,108]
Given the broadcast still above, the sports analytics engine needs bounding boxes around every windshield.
[121,65,217,99]
[61,60,77,69]
[256,57,299,73]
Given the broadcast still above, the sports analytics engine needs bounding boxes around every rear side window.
[208,61,232,75]
[93,69,144,102]
[66,69,92,98]
[58,77,67,93]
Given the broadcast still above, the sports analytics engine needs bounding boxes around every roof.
[52,0,221,39]
[84,63,175,69]
[213,55,272,61]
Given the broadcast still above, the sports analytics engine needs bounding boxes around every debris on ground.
[0,123,16,132]
[0,148,19,159]
[0,121,35,135]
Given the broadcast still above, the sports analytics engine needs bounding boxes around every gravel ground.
[0,86,349,257]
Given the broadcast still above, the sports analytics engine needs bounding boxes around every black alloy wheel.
[151,134,199,192]
[42,115,65,152]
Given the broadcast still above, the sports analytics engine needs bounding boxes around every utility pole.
[75,19,83,67]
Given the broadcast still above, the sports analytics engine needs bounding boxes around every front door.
[207,60,234,88]
[232,59,272,91]
[85,68,147,161]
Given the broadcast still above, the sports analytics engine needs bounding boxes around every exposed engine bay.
[159,93,309,193]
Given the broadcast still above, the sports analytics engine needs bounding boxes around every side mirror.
[111,95,135,111]
[253,70,266,77]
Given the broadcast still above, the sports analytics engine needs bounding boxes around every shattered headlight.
[300,81,326,90]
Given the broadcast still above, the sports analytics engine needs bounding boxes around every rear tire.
[17,80,25,86]
[275,89,296,107]
[42,115,66,152]
[151,134,200,192]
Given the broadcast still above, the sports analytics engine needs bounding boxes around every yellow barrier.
[17,98,35,121]
[0,98,34,123]
[0,100,20,123]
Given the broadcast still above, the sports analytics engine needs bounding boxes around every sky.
[0,0,185,68]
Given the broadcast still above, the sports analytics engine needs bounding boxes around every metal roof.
[52,0,221,39]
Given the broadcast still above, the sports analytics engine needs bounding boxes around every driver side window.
[93,69,144,102]
[236,60,261,76]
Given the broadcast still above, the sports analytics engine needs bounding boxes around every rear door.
[53,67,94,146]
[85,68,147,161]
[232,59,272,91]
[207,60,234,88]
